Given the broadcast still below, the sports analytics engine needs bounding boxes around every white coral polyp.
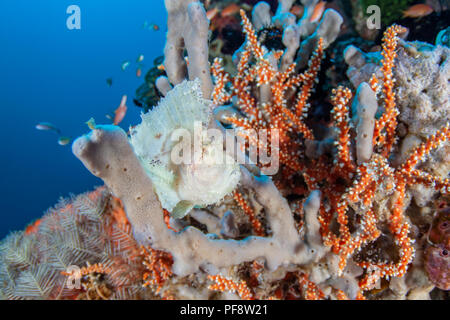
[130,79,240,218]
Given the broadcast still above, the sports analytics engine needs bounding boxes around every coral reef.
[1,0,449,300]
[345,38,450,208]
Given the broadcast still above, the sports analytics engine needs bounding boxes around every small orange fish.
[114,95,128,126]
[309,1,326,23]
[136,68,142,77]
[403,4,433,18]
[206,7,219,20]
[152,24,160,31]
[290,5,304,17]
[157,64,165,71]
[221,3,240,17]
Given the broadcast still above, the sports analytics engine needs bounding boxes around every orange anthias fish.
[114,95,128,126]
[309,1,326,23]
[221,3,240,17]
[206,7,219,20]
[136,68,142,78]
[403,4,434,18]
[290,5,304,17]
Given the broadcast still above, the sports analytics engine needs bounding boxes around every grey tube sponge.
[249,1,343,72]
[303,190,322,249]
[296,9,343,69]
[163,0,213,99]
[281,25,301,71]
[272,0,297,28]
[296,0,319,39]
[273,12,297,29]
[163,0,194,85]
[353,82,378,165]
[344,45,366,68]
[73,125,330,276]
[72,126,163,243]
[155,76,172,96]
[276,0,296,14]
[344,44,382,88]
[252,2,272,31]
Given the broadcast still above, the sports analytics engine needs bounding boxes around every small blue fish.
[58,136,72,146]
[121,61,130,71]
[137,54,144,63]
[86,118,97,130]
[36,122,61,134]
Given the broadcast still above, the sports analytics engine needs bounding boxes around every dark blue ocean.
[0,1,166,238]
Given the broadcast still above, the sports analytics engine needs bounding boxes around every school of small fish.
[35,122,71,146]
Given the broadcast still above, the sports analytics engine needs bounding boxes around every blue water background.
[0,0,166,238]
